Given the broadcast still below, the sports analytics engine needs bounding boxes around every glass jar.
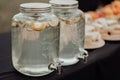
[11,3,60,76]
[50,0,88,66]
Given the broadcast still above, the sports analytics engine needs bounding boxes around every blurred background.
[0,0,49,33]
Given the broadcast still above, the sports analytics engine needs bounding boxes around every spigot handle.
[48,63,57,71]
[77,48,88,63]
[48,62,62,75]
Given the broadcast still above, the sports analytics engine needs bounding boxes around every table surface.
[0,32,120,80]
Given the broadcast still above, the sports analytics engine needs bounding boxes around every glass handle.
[77,48,88,63]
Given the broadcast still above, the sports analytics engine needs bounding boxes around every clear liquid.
[54,9,85,66]
[12,24,59,76]
[59,20,85,66]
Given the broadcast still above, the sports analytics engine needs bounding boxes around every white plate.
[84,40,105,49]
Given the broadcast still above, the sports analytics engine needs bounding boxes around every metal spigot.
[48,63,57,71]
[77,48,88,63]
[48,61,62,75]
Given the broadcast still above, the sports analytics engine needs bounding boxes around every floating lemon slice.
[64,17,80,24]
[12,19,19,27]
[12,19,27,28]
[31,22,46,31]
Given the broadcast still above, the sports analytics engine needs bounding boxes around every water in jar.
[12,13,60,76]
[55,10,85,65]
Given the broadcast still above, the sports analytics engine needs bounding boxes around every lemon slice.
[12,19,19,27]
[31,22,46,31]
[64,17,80,24]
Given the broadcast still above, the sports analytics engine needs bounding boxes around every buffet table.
[0,32,120,80]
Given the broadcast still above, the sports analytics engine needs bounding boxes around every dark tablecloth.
[0,32,120,80]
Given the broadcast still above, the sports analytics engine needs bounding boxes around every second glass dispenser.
[50,0,88,66]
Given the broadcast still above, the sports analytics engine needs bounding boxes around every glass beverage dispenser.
[50,0,88,66]
[11,3,60,76]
